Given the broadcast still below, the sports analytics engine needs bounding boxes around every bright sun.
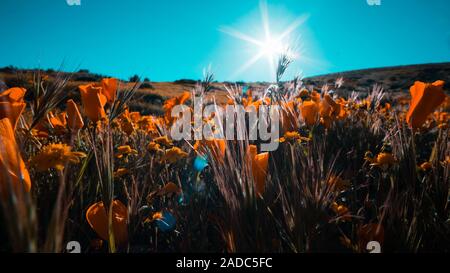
[260,38,284,59]
[220,0,308,79]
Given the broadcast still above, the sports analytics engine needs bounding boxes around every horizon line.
[1,61,449,83]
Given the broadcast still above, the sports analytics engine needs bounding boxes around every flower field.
[0,63,449,253]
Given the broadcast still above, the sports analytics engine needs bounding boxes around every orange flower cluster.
[163,91,190,125]
[34,100,84,137]
[0,87,27,130]
[31,143,86,171]
[281,90,349,130]
[0,88,30,195]
[406,81,447,129]
[365,152,396,168]
[0,118,31,195]
[79,78,118,122]
[0,75,447,252]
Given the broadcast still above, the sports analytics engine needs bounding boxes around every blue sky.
[0,0,449,82]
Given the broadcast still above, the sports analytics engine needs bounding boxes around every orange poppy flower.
[406,81,447,129]
[34,111,67,137]
[154,135,173,147]
[0,87,26,103]
[0,87,27,130]
[324,94,340,116]
[0,118,31,195]
[160,147,188,163]
[194,139,226,161]
[337,103,348,120]
[118,109,136,135]
[248,145,269,195]
[164,92,190,110]
[370,152,396,167]
[67,99,84,132]
[86,200,128,247]
[79,84,107,122]
[319,95,337,128]
[319,97,333,118]
[281,100,299,132]
[0,102,26,131]
[300,101,319,126]
[319,94,342,128]
[50,112,68,135]
[49,112,67,128]
[100,78,118,103]
[310,90,321,103]
[163,92,190,124]
[241,90,254,108]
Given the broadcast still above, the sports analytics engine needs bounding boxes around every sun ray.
[277,14,309,42]
[259,0,271,41]
[222,0,308,80]
[230,51,266,80]
[219,26,263,47]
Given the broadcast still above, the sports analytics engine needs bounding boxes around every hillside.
[303,62,450,95]
[1,62,449,114]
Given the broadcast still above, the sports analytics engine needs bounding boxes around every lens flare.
[220,0,308,80]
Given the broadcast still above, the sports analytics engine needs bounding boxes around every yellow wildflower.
[138,116,159,132]
[366,152,396,168]
[277,131,310,143]
[116,145,138,159]
[32,143,86,171]
[371,152,396,167]
[154,136,173,147]
[160,147,188,163]
[147,141,164,154]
